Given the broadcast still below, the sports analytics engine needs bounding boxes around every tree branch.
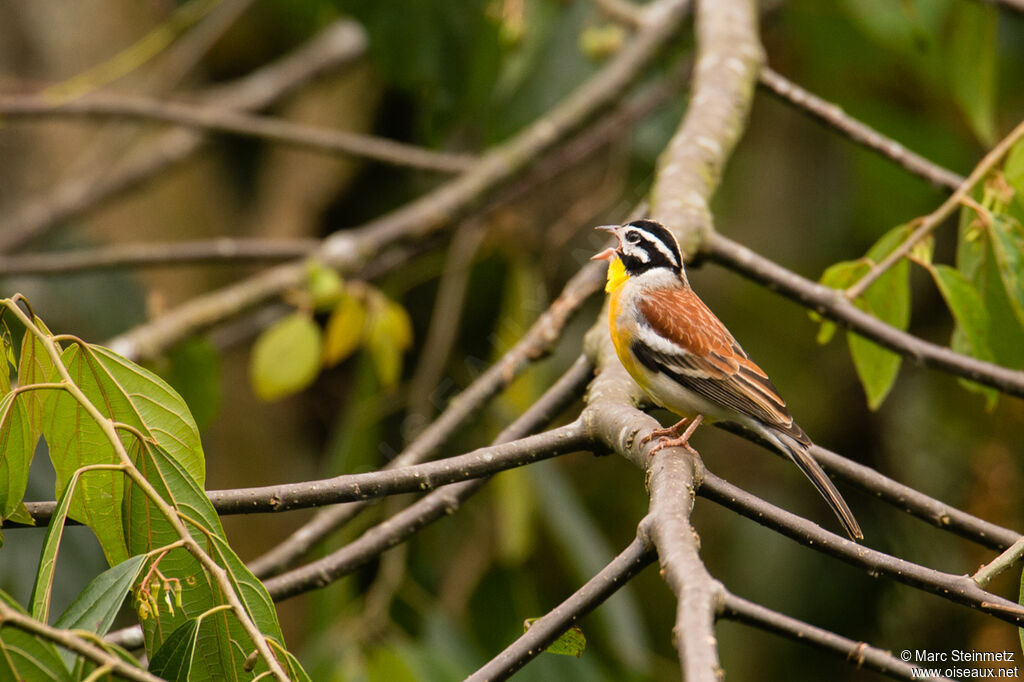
[0,238,319,275]
[467,535,656,682]
[246,260,604,577]
[711,421,1021,550]
[262,355,595,602]
[757,66,965,191]
[0,94,474,173]
[703,232,1024,397]
[0,19,369,253]
[0,598,161,682]
[719,592,956,682]
[698,470,1024,627]
[845,117,1024,300]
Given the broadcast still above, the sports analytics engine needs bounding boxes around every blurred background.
[1,0,1023,679]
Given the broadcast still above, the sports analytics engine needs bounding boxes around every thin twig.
[711,421,1021,550]
[0,238,319,276]
[719,592,955,682]
[698,471,1024,627]
[0,94,474,173]
[845,117,1024,300]
[972,535,1024,587]
[703,232,1024,397]
[0,20,369,253]
[0,599,162,682]
[757,66,965,191]
[467,535,656,682]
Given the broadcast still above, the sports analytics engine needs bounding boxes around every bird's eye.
[625,232,641,244]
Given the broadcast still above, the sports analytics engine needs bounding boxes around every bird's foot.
[642,415,704,458]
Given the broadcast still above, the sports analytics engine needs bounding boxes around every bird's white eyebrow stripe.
[631,227,679,267]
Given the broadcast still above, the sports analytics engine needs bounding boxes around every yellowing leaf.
[323,292,366,367]
[366,298,413,390]
[250,313,323,401]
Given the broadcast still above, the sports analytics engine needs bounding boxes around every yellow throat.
[604,256,629,293]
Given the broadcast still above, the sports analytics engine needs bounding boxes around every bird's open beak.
[590,225,620,261]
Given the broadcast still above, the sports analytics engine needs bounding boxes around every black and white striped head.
[593,220,684,277]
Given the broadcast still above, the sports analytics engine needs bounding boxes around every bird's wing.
[633,287,809,444]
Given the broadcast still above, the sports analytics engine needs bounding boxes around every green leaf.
[53,555,146,669]
[250,312,323,401]
[322,291,367,367]
[846,226,912,409]
[123,443,303,681]
[931,264,993,361]
[946,2,997,145]
[7,502,33,526]
[1006,138,1024,206]
[17,318,59,456]
[89,345,205,485]
[524,618,586,657]
[0,590,72,682]
[957,207,1024,369]
[46,343,205,565]
[163,338,222,431]
[148,618,200,681]
[0,320,13,397]
[989,215,1024,328]
[0,391,33,521]
[815,260,870,345]
[30,469,82,623]
[932,263,999,408]
[366,298,413,390]
[55,554,147,632]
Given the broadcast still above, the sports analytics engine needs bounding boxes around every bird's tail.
[775,432,863,541]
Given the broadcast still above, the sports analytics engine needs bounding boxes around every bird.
[591,219,863,540]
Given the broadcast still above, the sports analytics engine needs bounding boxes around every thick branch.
[0,20,369,253]
[467,535,656,682]
[649,0,764,255]
[703,232,1024,397]
[0,94,473,173]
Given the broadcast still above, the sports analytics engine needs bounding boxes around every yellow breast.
[604,258,644,379]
